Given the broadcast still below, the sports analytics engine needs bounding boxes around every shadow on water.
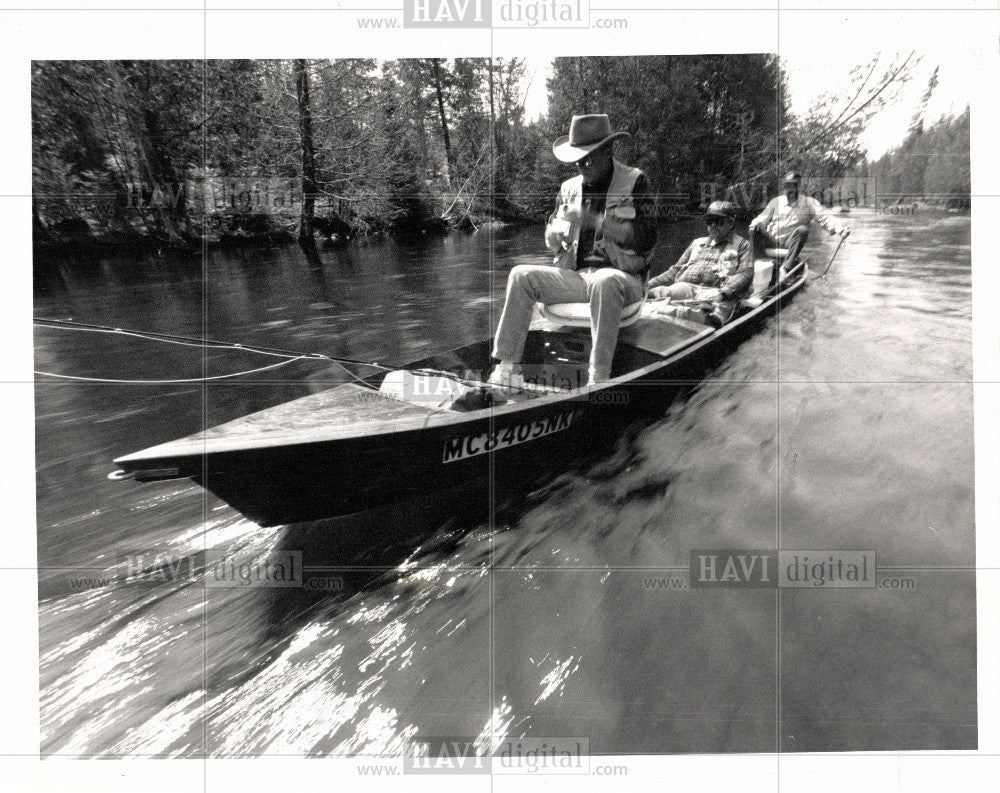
[212,400,666,684]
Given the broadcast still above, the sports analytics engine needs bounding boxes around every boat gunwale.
[114,267,808,466]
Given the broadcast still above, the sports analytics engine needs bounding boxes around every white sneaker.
[487,362,525,391]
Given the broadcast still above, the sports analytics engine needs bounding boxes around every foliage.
[541,55,786,201]
[867,106,970,207]
[34,53,956,249]
[781,53,919,179]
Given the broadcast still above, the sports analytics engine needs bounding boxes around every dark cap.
[704,200,737,219]
[782,171,801,185]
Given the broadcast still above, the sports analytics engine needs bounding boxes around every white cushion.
[752,260,773,295]
[540,299,645,327]
[764,247,789,258]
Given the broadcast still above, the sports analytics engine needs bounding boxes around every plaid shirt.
[647,232,753,299]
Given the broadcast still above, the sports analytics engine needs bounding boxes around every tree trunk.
[430,59,453,187]
[295,58,317,244]
[141,107,188,245]
[489,59,505,199]
[111,63,187,246]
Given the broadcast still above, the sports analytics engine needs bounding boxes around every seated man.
[488,113,656,387]
[749,171,849,278]
[646,200,752,327]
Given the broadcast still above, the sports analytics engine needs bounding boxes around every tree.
[782,53,920,180]
[294,59,317,243]
[540,55,786,209]
[908,66,939,138]
[429,59,455,186]
[870,106,969,207]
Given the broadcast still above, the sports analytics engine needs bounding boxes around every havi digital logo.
[403,0,491,28]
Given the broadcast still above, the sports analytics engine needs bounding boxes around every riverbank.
[32,209,534,257]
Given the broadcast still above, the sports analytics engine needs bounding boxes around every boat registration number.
[443,410,577,463]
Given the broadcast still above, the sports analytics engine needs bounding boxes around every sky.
[521,51,973,161]
[781,51,973,159]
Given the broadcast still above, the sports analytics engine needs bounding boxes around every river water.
[34,211,975,756]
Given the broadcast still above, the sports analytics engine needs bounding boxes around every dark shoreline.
[31,214,542,258]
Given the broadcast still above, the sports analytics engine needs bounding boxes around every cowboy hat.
[552,114,629,163]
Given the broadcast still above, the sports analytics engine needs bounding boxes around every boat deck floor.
[117,309,710,463]
[114,383,447,462]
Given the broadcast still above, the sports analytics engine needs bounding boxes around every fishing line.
[35,357,306,384]
[33,317,392,368]
[33,317,394,387]
[35,321,299,358]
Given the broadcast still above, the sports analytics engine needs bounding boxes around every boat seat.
[751,260,774,295]
[539,294,646,327]
[764,247,789,259]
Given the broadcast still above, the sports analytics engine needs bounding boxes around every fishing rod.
[820,232,849,278]
[32,317,393,368]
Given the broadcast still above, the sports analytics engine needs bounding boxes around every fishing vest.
[551,160,650,275]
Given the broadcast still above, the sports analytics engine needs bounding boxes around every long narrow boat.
[111,261,808,526]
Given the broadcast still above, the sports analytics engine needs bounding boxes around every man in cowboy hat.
[488,113,656,386]
[646,200,753,328]
[749,171,849,277]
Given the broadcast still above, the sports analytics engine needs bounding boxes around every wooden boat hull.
[113,267,808,526]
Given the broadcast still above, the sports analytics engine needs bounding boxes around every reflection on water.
[35,213,975,755]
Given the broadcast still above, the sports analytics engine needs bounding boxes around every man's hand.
[545,209,578,251]
[839,228,851,238]
[649,283,700,301]
[748,221,760,234]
